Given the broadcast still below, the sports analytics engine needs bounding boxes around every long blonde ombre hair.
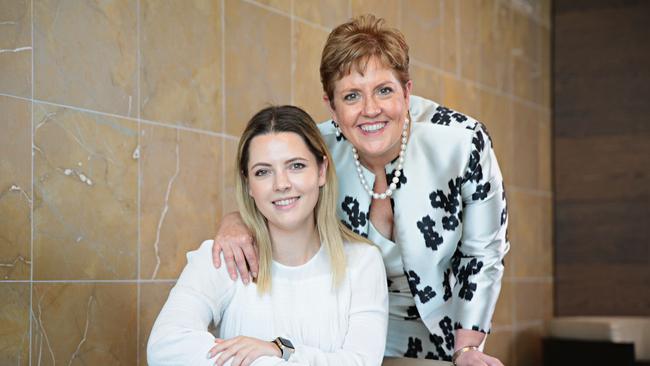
[235,105,369,294]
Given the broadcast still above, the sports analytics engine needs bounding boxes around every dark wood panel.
[554,135,650,201]
[554,0,650,316]
[556,264,650,316]
[554,0,650,137]
[555,200,649,265]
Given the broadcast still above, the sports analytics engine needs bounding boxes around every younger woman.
[147,105,388,366]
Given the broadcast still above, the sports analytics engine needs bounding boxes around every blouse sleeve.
[455,124,510,333]
[147,240,236,366]
[249,245,388,366]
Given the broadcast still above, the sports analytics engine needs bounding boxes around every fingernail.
[252,272,257,278]
[243,278,249,285]
[206,351,213,359]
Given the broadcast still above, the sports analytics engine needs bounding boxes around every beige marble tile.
[440,74,480,118]
[352,0,400,28]
[479,0,513,93]
[223,138,240,216]
[31,283,137,365]
[0,96,31,280]
[508,191,553,278]
[538,113,551,192]
[440,0,458,74]
[253,0,291,14]
[293,21,331,123]
[410,64,443,106]
[513,55,542,104]
[139,282,175,365]
[400,0,442,68]
[540,26,551,108]
[140,125,223,280]
[483,329,514,366]
[0,283,30,365]
[514,324,544,366]
[34,0,137,116]
[512,101,539,189]
[459,0,480,80]
[140,0,222,132]
[512,6,539,64]
[33,103,138,280]
[540,0,551,28]
[0,0,31,97]
[515,281,553,323]
[224,0,291,136]
[478,89,514,186]
[492,279,513,327]
[295,0,348,29]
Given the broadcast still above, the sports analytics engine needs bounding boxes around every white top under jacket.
[147,240,389,366]
[318,95,510,336]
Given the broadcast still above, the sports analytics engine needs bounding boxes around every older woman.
[213,15,508,366]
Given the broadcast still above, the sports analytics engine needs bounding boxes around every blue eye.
[254,169,270,177]
[343,92,359,102]
[378,86,393,95]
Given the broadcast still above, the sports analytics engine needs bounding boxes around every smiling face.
[246,132,327,235]
[325,56,412,167]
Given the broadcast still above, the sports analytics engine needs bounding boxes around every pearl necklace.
[352,118,410,200]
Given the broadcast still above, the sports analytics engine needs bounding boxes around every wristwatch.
[273,337,295,361]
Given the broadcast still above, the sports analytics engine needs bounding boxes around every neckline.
[271,243,325,271]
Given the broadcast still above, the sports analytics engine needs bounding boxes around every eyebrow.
[250,157,308,170]
[338,80,397,94]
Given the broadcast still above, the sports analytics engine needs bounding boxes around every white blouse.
[147,240,389,366]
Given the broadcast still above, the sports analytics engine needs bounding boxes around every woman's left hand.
[454,349,504,366]
[207,336,281,366]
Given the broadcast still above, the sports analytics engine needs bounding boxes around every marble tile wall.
[0,0,551,365]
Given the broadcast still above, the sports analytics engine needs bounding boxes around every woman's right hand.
[212,212,258,284]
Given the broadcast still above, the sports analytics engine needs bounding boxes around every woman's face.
[325,56,412,166]
[246,132,327,235]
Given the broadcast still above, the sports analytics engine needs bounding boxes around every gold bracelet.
[452,345,480,365]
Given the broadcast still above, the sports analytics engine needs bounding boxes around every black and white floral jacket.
[318,95,510,334]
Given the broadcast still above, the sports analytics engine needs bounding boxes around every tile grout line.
[409,59,550,115]
[243,0,331,33]
[504,276,553,283]
[507,186,552,197]
[240,0,289,21]
[0,93,241,141]
[396,0,402,29]
[29,0,34,364]
[136,0,141,364]
[455,0,462,78]
[290,0,295,106]
[221,0,226,219]
[438,1,443,73]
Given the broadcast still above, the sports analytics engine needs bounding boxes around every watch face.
[278,337,294,349]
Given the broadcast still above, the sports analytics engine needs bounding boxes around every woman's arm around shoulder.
[147,240,237,366]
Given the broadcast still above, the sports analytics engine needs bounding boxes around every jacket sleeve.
[147,240,236,366]
[455,124,510,333]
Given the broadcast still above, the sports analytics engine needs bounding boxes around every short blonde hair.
[235,105,369,294]
[320,14,410,105]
